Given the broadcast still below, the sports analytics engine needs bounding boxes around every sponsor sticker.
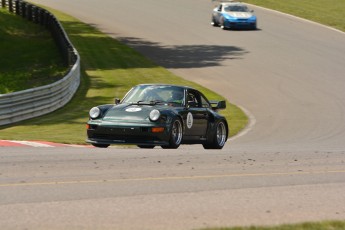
[187,112,193,129]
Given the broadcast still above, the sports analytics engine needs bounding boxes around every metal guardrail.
[0,0,80,126]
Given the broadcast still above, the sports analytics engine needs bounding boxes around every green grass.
[245,0,345,32]
[0,7,248,144]
[0,8,66,94]
[200,220,345,230]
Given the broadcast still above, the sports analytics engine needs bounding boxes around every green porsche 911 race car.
[86,84,228,149]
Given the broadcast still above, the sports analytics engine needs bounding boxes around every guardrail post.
[20,1,26,18]
[45,12,53,29]
[39,8,45,26]
[9,0,13,12]
[17,0,23,16]
[26,2,32,21]
[39,9,44,25]
[15,0,20,15]
[32,5,38,23]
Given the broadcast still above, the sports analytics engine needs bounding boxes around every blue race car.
[211,1,257,30]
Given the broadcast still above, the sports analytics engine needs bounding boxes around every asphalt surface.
[1,147,345,229]
[1,0,345,229]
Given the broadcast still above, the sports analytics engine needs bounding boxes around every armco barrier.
[0,0,80,126]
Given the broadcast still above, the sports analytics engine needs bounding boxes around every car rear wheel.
[161,118,183,149]
[203,120,227,149]
[92,144,110,148]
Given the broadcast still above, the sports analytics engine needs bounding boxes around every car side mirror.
[114,98,121,105]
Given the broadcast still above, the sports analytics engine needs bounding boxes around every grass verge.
[0,7,248,144]
[245,0,345,32]
[0,8,66,94]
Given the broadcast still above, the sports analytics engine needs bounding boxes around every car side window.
[187,90,208,108]
[187,92,199,108]
[200,94,210,108]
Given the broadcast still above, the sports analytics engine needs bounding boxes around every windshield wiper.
[129,100,165,105]
[150,100,165,105]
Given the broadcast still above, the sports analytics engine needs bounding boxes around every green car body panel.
[86,84,229,149]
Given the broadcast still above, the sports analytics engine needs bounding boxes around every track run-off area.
[1,0,345,229]
[0,140,89,147]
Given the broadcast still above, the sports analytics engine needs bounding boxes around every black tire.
[92,143,110,148]
[137,145,155,149]
[211,16,218,26]
[161,118,183,149]
[203,120,227,149]
[220,17,227,30]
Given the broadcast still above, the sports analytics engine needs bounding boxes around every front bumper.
[225,19,256,29]
[86,123,170,146]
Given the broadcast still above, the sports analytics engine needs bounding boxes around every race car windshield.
[122,85,185,106]
[224,5,249,12]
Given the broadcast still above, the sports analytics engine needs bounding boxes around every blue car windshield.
[122,85,185,106]
[224,5,249,12]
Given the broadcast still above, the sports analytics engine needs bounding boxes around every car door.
[183,90,208,137]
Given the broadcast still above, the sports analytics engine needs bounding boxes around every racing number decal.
[187,112,193,129]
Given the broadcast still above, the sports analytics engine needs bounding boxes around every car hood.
[226,12,253,19]
[102,104,165,122]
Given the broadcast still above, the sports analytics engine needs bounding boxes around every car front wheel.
[211,16,218,26]
[220,17,227,30]
[161,118,183,149]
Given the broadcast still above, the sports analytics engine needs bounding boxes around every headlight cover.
[89,107,101,119]
[149,109,160,121]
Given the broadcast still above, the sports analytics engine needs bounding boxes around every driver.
[169,90,184,105]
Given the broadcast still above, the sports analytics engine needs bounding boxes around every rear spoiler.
[209,100,226,110]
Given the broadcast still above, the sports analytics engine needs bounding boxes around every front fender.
[89,104,114,120]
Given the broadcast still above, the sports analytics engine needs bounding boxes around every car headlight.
[89,107,101,119]
[149,109,160,121]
